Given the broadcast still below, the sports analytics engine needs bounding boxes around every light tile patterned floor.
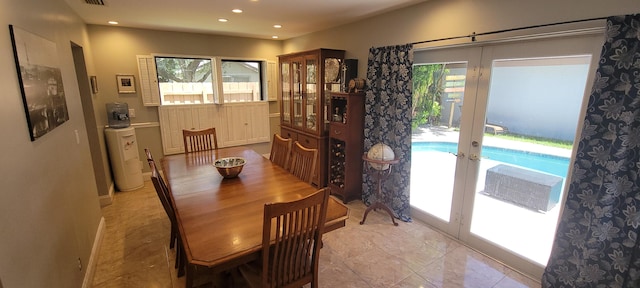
[90,180,540,287]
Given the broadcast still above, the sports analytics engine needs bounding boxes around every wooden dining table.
[161,146,349,285]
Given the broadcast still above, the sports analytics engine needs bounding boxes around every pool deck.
[409,126,572,266]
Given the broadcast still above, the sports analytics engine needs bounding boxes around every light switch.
[74,130,80,144]
[128,108,136,118]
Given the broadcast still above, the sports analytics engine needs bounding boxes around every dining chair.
[269,133,293,170]
[145,149,184,275]
[289,141,318,184]
[144,147,154,163]
[143,149,169,207]
[182,127,218,153]
[238,188,330,288]
[144,148,169,216]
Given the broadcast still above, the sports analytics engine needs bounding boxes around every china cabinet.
[327,92,365,203]
[279,49,345,187]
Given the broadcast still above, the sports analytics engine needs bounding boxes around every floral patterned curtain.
[542,14,640,287]
[362,44,413,222]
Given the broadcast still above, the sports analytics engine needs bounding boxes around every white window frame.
[218,58,267,103]
[152,54,220,105]
[137,53,272,106]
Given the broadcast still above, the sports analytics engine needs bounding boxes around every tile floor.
[90,180,541,287]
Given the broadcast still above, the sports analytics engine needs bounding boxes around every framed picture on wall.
[116,74,136,94]
[9,24,69,141]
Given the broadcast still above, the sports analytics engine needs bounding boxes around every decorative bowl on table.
[213,157,246,178]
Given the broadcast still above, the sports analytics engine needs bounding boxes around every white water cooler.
[105,127,144,191]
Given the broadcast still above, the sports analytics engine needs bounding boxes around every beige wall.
[283,0,640,79]
[87,26,283,195]
[87,25,282,129]
[0,0,102,287]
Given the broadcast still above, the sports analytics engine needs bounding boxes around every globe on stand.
[366,143,395,170]
[361,143,399,226]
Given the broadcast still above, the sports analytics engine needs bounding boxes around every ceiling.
[64,0,426,40]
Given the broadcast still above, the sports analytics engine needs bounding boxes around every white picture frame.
[116,74,136,94]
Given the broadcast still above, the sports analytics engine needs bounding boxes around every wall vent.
[84,0,105,5]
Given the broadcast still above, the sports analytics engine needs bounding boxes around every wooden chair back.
[144,147,154,163]
[269,134,293,170]
[145,148,179,252]
[182,127,218,153]
[289,141,318,184]
[149,160,174,222]
[260,188,330,288]
[144,148,169,199]
[149,158,185,276]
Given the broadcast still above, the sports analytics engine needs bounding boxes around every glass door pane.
[411,63,468,222]
[305,57,318,132]
[292,58,303,128]
[281,61,291,125]
[410,46,482,236]
[324,57,342,127]
[469,55,593,265]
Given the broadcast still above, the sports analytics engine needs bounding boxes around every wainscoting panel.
[159,102,269,155]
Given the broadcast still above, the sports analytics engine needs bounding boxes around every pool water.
[412,141,570,177]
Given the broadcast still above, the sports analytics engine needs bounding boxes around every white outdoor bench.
[483,164,563,212]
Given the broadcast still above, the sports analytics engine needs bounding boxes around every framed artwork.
[116,74,136,93]
[9,25,69,141]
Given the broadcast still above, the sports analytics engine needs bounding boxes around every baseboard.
[99,183,115,207]
[141,171,152,181]
[82,217,105,288]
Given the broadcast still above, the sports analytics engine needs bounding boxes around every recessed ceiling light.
[232,9,243,13]
[273,24,282,29]
[272,36,279,39]
[108,21,119,25]
[218,18,228,22]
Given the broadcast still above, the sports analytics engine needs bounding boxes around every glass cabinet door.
[281,61,291,125]
[292,58,303,128]
[305,57,318,132]
[324,57,342,126]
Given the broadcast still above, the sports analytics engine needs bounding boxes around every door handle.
[448,152,480,160]
[449,152,465,158]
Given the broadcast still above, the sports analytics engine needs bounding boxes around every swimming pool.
[412,141,570,177]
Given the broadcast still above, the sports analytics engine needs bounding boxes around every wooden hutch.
[278,48,345,187]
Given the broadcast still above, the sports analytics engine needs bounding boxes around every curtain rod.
[411,16,608,45]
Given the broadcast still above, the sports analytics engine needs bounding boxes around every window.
[155,56,218,105]
[139,55,267,105]
[220,60,263,102]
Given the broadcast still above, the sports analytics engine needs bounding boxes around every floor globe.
[366,143,395,170]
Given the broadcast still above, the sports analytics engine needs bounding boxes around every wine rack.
[328,92,364,203]
[329,140,346,188]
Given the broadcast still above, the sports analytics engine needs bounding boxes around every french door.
[410,33,603,279]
